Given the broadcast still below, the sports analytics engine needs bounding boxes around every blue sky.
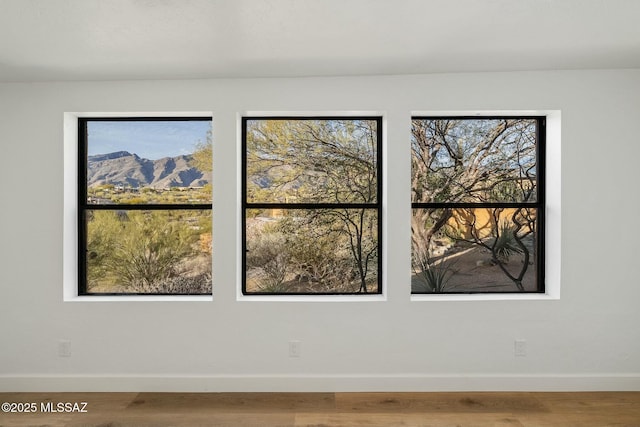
[88,120,211,160]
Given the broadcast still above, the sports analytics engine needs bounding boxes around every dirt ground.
[411,241,538,293]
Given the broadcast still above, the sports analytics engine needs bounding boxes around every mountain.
[87,151,210,189]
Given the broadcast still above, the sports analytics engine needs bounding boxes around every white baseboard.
[1,374,639,392]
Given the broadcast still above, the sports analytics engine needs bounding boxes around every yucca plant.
[492,221,523,263]
[414,253,456,293]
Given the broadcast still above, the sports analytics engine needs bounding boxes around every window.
[411,117,545,294]
[242,117,382,295]
[78,117,212,295]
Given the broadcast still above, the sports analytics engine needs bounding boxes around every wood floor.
[0,392,639,426]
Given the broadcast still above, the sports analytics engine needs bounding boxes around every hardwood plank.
[535,391,640,415]
[0,392,137,411]
[63,413,297,427]
[124,392,335,413]
[295,412,526,427]
[0,412,76,427]
[517,412,640,427]
[0,392,137,427]
[335,392,548,414]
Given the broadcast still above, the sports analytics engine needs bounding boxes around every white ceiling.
[1,0,639,83]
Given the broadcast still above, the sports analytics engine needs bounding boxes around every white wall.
[0,69,638,392]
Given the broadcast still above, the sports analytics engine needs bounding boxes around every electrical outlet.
[514,339,526,357]
[289,340,301,358]
[58,340,71,357]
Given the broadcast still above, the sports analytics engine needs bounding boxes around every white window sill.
[411,292,559,302]
[237,294,387,303]
[64,295,213,302]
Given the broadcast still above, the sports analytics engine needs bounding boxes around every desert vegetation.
[83,119,213,294]
[86,206,212,294]
[244,118,380,294]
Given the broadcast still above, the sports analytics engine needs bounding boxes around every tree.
[190,127,213,173]
[189,126,213,254]
[411,118,538,291]
[442,207,536,291]
[245,119,380,293]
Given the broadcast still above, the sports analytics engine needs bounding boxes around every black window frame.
[411,115,546,294]
[77,116,213,296]
[241,116,383,296]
